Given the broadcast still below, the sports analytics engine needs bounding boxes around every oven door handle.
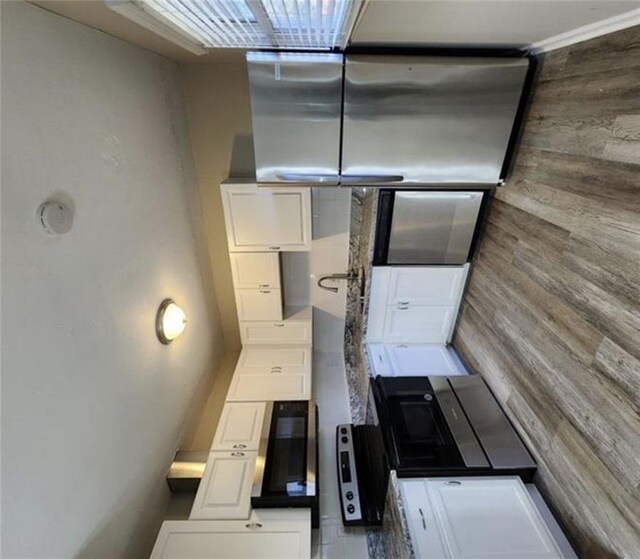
[251,402,274,499]
[306,400,317,498]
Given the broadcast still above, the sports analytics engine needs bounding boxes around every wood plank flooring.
[453,25,640,559]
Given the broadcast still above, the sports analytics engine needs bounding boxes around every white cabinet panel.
[400,477,564,559]
[385,344,464,376]
[366,267,391,342]
[240,321,312,345]
[387,266,467,306]
[211,402,266,451]
[235,346,311,374]
[151,510,311,559]
[383,305,454,343]
[190,451,257,520]
[230,253,281,289]
[235,289,283,321]
[226,373,310,402]
[222,184,312,252]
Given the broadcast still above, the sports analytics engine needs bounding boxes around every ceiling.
[30,0,640,61]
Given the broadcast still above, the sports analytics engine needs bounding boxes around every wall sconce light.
[156,299,186,344]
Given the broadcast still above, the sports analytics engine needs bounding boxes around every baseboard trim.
[530,8,640,53]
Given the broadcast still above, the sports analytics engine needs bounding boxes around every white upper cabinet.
[400,477,564,559]
[387,267,468,306]
[235,346,311,374]
[234,289,283,321]
[221,183,312,252]
[230,253,281,289]
[190,451,257,520]
[239,320,312,346]
[150,510,311,559]
[211,402,266,452]
[226,372,311,402]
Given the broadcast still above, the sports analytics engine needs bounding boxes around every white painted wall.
[352,0,640,46]
[1,3,223,558]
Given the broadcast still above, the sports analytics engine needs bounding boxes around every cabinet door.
[239,321,312,345]
[387,266,467,306]
[150,510,311,559]
[235,346,311,374]
[367,343,393,376]
[222,184,312,252]
[385,344,464,376]
[230,253,281,289]
[383,305,455,343]
[190,451,257,520]
[235,289,283,321]
[401,478,564,559]
[226,372,311,402]
[211,402,266,452]
[366,267,392,342]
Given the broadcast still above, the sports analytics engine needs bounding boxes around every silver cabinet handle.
[397,301,410,305]
[445,480,462,486]
[233,444,247,449]
[273,323,285,327]
[231,451,245,457]
[268,246,280,251]
[397,306,409,310]
[258,284,270,288]
[245,522,263,529]
[418,507,426,530]
[259,290,271,294]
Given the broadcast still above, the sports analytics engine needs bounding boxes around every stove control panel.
[336,424,363,524]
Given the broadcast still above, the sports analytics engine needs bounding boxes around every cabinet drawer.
[211,402,266,452]
[190,451,257,520]
[235,289,283,321]
[387,266,467,306]
[383,305,455,343]
[150,510,311,559]
[230,253,281,289]
[226,372,311,402]
[239,321,312,345]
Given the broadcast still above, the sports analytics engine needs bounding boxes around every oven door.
[251,401,317,511]
[375,377,489,476]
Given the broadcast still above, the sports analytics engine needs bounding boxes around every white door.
[230,253,281,289]
[222,184,312,252]
[235,346,311,374]
[211,402,266,452]
[151,510,311,559]
[401,477,564,559]
[383,305,455,343]
[226,372,310,402]
[385,344,464,376]
[190,451,257,520]
[235,289,283,321]
[387,266,467,306]
[239,321,312,345]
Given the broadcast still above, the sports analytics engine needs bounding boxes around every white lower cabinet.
[151,509,311,559]
[211,402,266,451]
[190,451,257,520]
[240,321,312,345]
[368,343,466,376]
[400,477,565,559]
[383,305,455,343]
[235,346,311,373]
[234,289,283,321]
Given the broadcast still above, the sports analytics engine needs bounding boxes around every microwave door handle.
[340,174,404,184]
[251,402,274,499]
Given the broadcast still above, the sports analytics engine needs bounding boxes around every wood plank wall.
[453,26,640,559]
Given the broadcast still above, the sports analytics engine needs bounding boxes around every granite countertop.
[343,187,415,559]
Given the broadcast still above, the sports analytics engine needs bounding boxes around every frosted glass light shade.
[156,299,187,344]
